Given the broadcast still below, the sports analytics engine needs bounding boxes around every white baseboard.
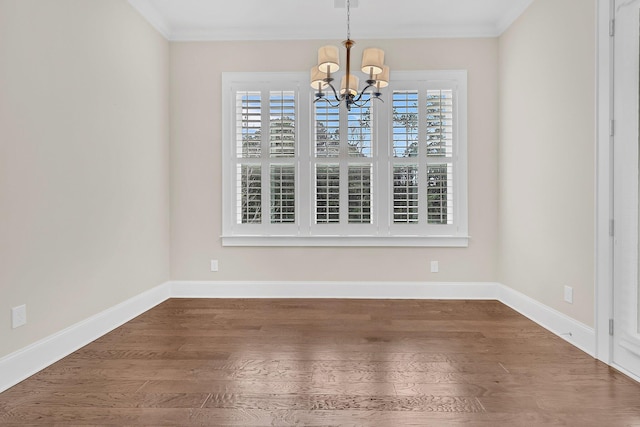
[610,363,640,384]
[170,280,500,300]
[171,281,595,356]
[497,284,596,357]
[0,280,598,393]
[0,282,171,393]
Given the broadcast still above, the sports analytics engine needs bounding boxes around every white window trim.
[221,71,469,247]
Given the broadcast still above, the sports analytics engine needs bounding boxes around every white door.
[613,0,640,379]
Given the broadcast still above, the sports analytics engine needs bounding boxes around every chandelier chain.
[346,0,351,40]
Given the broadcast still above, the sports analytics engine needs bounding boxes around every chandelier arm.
[351,99,370,108]
[313,97,341,108]
[352,82,377,103]
[324,81,342,103]
[351,97,376,108]
[351,89,386,108]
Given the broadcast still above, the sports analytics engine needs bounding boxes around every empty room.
[1,0,640,425]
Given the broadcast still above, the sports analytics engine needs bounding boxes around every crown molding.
[128,0,171,39]
[128,0,531,41]
[495,0,534,35]
[167,24,504,42]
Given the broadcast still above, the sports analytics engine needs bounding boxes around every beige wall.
[170,38,499,282]
[0,0,170,357]
[498,0,596,325]
[0,0,599,362]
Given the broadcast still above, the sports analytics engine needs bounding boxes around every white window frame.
[221,71,468,247]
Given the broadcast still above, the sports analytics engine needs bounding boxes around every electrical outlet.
[430,261,439,273]
[12,304,27,328]
[564,286,573,304]
[210,259,219,272]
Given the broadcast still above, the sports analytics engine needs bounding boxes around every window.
[222,71,468,246]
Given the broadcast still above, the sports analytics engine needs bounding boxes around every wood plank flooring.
[1,298,640,426]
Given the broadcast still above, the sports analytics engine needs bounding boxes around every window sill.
[221,235,470,247]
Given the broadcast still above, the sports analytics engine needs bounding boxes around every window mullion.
[374,96,389,235]
[418,86,428,229]
[260,158,269,229]
[260,88,270,162]
[261,89,270,229]
[339,159,348,229]
[339,106,349,227]
[298,87,310,236]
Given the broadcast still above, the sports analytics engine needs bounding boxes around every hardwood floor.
[1,298,640,426]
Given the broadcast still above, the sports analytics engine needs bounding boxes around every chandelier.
[310,0,389,111]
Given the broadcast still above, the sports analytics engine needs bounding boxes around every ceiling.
[127,0,534,41]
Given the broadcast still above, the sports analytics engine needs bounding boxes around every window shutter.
[391,84,456,228]
[426,89,453,157]
[348,164,372,224]
[393,164,419,224]
[348,96,372,158]
[237,91,261,158]
[270,165,295,223]
[392,91,419,158]
[315,99,340,158]
[427,164,453,225]
[269,91,296,158]
[315,164,340,224]
[238,164,261,224]
[425,89,453,225]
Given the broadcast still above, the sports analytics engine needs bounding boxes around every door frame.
[595,0,613,366]
[596,0,640,382]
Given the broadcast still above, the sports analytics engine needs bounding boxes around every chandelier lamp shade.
[310,0,389,111]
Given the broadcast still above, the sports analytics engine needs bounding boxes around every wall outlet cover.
[12,305,27,328]
[564,286,573,304]
[430,261,439,273]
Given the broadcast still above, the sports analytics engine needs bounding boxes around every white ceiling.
[127,0,534,41]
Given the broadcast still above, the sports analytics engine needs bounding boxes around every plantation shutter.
[222,71,467,246]
[389,83,458,230]
[233,87,298,228]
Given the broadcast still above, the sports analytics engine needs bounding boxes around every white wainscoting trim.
[0,280,599,393]
[0,282,171,393]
